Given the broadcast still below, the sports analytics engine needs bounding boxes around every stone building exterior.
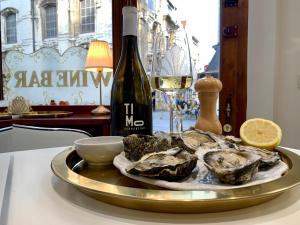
[137,0,187,74]
[1,0,199,72]
[1,0,112,55]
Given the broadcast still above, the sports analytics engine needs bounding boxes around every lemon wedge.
[240,118,282,150]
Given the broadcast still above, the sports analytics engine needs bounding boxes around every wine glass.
[150,28,193,133]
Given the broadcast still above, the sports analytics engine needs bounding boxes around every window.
[0,0,247,137]
[1,0,112,105]
[6,13,17,44]
[44,5,57,38]
[80,0,95,33]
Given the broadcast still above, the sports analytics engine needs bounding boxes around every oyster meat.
[123,134,171,161]
[171,135,195,154]
[239,145,280,169]
[203,149,261,185]
[126,147,198,181]
[181,129,218,150]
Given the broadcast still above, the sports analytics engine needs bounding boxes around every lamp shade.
[85,40,113,72]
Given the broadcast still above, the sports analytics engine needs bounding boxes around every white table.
[1,146,300,225]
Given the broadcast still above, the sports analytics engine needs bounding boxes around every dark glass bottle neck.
[120,35,139,58]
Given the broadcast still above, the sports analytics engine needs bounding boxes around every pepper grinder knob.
[194,75,223,134]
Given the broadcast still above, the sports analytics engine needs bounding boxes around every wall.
[247,0,278,120]
[247,0,300,148]
[273,0,300,149]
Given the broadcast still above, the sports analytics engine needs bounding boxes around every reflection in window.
[1,0,113,106]
[45,5,57,38]
[6,13,17,44]
[80,0,95,33]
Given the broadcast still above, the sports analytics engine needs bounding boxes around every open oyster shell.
[203,149,261,185]
[126,147,198,182]
[123,134,171,161]
[239,145,280,169]
[181,129,219,150]
[171,135,195,154]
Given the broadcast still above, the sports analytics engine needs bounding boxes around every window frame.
[43,4,57,39]
[1,8,18,45]
[80,0,96,34]
[0,7,19,100]
[5,13,17,44]
[219,0,248,136]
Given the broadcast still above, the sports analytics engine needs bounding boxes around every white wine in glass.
[150,75,193,93]
[151,28,193,133]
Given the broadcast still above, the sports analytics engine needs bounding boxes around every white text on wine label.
[124,103,144,127]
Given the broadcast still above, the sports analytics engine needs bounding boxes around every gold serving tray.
[51,147,300,213]
[20,111,73,118]
[0,112,12,120]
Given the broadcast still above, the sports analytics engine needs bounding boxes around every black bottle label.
[111,102,152,136]
[124,103,144,128]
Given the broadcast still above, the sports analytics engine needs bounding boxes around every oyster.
[181,129,218,150]
[126,147,198,181]
[225,136,242,144]
[171,135,195,154]
[203,149,261,185]
[239,145,280,169]
[123,134,171,161]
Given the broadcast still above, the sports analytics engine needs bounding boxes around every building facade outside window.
[6,13,17,44]
[44,5,57,38]
[80,0,95,34]
[0,0,112,106]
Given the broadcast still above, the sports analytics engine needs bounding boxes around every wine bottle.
[110,6,153,136]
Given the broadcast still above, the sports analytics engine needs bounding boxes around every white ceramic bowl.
[74,136,124,166]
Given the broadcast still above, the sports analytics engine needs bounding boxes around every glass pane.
[80,0,95,34]
[0,0,112,107]
[82,17,87,25]
[45,6,57,38]
[138,0,220,132]
[6,13,17,44]
[86,8,91,16]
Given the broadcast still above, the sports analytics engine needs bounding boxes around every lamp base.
[91,105,110,116]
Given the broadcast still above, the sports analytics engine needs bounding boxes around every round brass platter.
[51,147,300,213]
[20,111,73,118]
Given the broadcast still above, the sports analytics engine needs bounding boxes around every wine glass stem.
[179,117,183,132]
[169,100,174,133]
[175,111,183,134]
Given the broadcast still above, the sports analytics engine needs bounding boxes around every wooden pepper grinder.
[194,75,223,134]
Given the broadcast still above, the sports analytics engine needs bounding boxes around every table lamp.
[85,40,113,115]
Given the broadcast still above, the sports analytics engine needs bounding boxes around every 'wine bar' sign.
[3,47,113,105]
